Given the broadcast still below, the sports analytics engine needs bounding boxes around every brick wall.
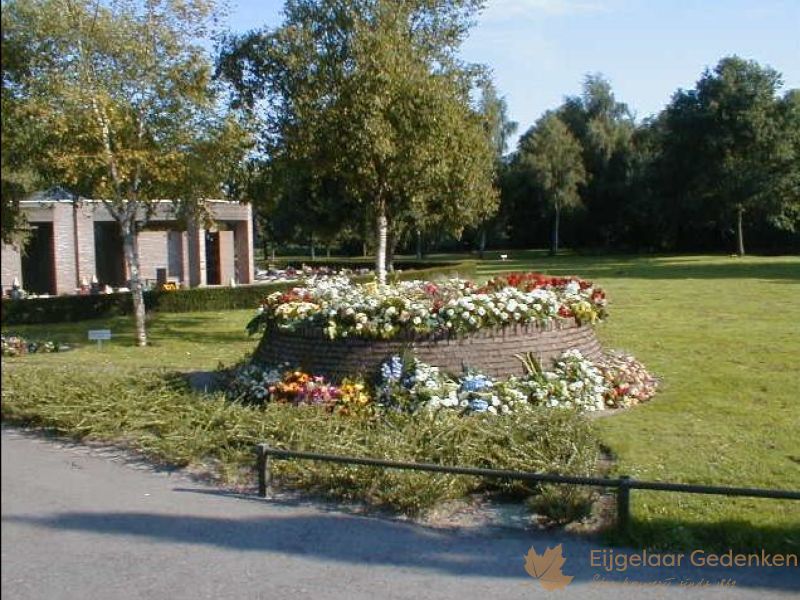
[52,204,77,294]
[73,203,96,285]
[137,231,170,282]
[167,231,184,281]
[255,320,603,380]
[1,243,22,292]
[218,230,235,285]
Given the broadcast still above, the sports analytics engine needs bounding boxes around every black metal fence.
[254,444,800,532]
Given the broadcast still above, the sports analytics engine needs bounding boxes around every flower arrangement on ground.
[225,362,372,415]
[1,335,68,357]
[225,349,657,416]
[247,272,607,340]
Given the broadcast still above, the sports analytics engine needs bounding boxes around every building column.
[52,203,78,294]
[234,205,254,284]
[73,201,96,286]
[187,218,207,287]
[218,230,235,286]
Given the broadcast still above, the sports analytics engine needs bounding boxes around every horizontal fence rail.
[254,444,800,533]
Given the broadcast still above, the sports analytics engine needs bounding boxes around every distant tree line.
[242,54,798,258]
[497,57,799,256]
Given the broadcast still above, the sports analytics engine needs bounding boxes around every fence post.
[256,444,271,498]
[616,475,631,534]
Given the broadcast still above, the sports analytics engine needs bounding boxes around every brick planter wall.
[254,320,603,379]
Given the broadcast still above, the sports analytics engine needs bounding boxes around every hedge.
[1,260,476,325]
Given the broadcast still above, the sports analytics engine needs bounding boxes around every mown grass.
[2,252,799,551]
[468,251,800,552]
[1,309,256,371]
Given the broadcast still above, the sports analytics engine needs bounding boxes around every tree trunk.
[326,244,331,258]
[415,229,422,260]
[310,233,316,260]
[270,246,276,262]
[550,204,560,256]
[387,231,396,272]
[479,227,487,259]
[375,205,388,284]
[736,205,745,256]
[121,219,147,347]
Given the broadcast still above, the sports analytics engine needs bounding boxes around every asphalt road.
[2,427,798,600]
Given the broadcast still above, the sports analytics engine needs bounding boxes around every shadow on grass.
[607,516,800,556]
[477,259,800,282]
[6,504,798,590]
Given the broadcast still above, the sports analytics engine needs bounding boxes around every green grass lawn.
[472,251,800,551]
[3,252,799,551]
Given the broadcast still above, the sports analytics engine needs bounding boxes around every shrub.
[2,364,599,518]
[0,260,476,325]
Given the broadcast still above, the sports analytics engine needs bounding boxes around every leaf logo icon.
[524,544,574,591]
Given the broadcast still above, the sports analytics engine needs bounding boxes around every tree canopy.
[496,58,798,255]
[3,0,250,344]
[217,0,497,280]
[516,112,587,255]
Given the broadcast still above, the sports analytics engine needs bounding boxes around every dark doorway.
[94,222,125,286]
[21,222,55,294]
[205,231,221,285]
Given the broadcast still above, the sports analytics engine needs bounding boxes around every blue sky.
[223,0,800,147]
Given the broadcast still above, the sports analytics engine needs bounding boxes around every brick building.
[1,190,254,296]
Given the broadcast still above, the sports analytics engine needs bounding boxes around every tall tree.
[3,0,249,344]
[1,4,49,245]
[558,74,635,248]
[517,113,587,255]
[218,0,496,282]
[475,79,517,256]
[659,56,788,255]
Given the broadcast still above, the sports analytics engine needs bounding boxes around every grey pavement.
[2,427,798,600]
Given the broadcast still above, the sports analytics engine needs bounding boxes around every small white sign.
[88,329,112,341]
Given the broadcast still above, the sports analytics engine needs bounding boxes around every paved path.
[2,427,797,600]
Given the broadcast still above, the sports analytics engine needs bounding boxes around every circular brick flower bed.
[254,320,602,380]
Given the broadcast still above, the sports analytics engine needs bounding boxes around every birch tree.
[218,0,496,283]
[517,113,587,255]
[3,0,248,345]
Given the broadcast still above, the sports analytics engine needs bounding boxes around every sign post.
[88,329,112,349]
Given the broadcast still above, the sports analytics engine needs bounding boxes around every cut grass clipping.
[1,366,598,521]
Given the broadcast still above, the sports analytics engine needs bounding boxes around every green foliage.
[656,56,794,255]
[1,366,598,517]
[496,63,798,254]
[514,351,544,380]
[527,483,595,525]
[2,0,251,344]
[515,112,587,254]
[217,0,497,278]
